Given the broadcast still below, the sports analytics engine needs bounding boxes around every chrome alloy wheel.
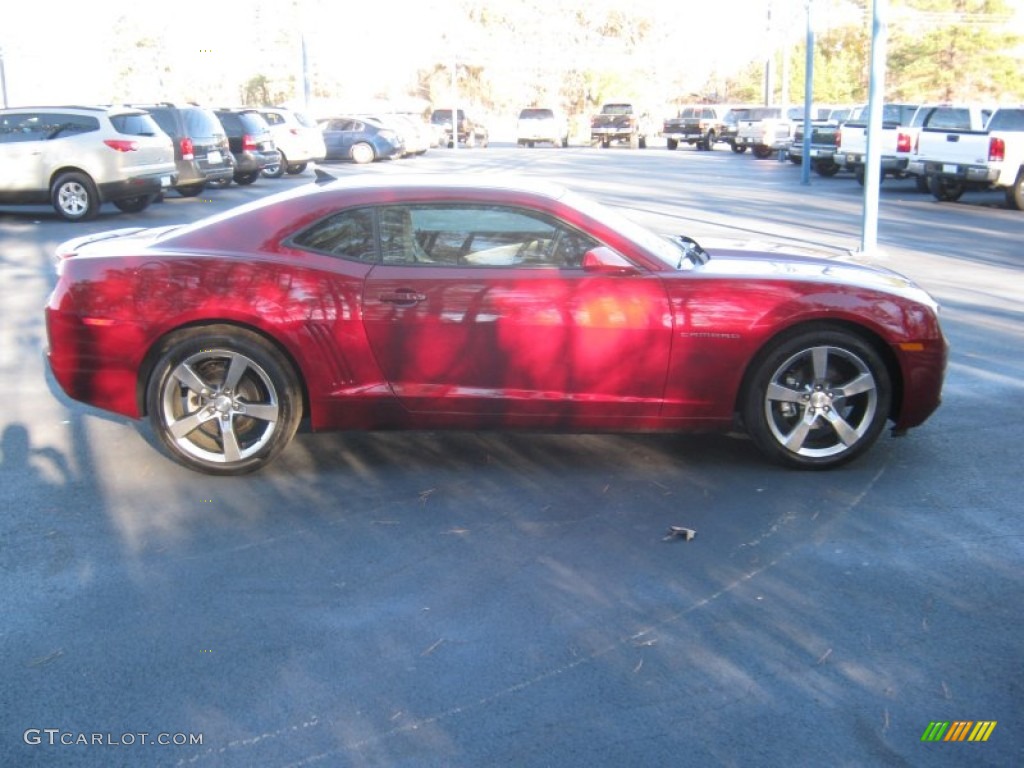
[763,345,879,459]
[57,181,90,217]
[158,348,281,465]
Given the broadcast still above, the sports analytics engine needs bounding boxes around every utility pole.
[0,47,8,108]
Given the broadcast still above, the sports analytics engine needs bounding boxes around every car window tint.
[2,113,100,141]
[185,109,222,137]
[146,109,177,136]
[110,113,161,136]
[261,112,285,127]
[291,208,377,262]
[380,205,599,269]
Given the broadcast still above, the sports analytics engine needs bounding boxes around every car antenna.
[314,168,337,184]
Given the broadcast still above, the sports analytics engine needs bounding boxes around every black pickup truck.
[787,107,855,176]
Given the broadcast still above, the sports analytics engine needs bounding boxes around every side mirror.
[581,246,640,275]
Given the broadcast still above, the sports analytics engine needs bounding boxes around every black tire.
[638,136,647,149]
[813,159,840,177]
[561,137,569,148]
[731,143,747,154]
[51,172,100,221]
[1004,169,1023,211]
[262,152,286,178]
[855,168,884,187]
[146,325,303,475]
[112,194,155,213]
[789,154,803,165]
[666,138,678,150]
[285,162,307,175]
[752,145,773,159]
[742,326,892,469]
[702,131,715,150]
[914,175,929,193]
[928,175,965,202]
[601,139,610,148]
[234,170,260,185]
[176,183,205,197]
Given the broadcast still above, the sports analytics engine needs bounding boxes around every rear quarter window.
[0,113,99,142]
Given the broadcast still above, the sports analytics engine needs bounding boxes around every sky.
[2,0,1023,111]
[0,0,781,108]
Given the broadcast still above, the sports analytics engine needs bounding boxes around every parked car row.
[0,102,459,221]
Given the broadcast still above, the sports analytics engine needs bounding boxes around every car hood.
[690,242,937,307]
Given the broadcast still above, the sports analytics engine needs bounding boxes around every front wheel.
[743,327,892,469]
[702,131,716,150]
[262,153,285,178]
[146,326,303,475]
[752,145,773,159]
[731,143,747,154]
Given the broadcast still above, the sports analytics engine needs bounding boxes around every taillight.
[242,134,258,151]
[896,131,911,153]
[835,130,842,148]
[290,128,300,135]
[103,139,139,152]
[180,137,194,160]
[989,136,1005,162]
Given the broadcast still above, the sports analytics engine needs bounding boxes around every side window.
[379,205,599,269]
[290,208,377,263]
[0,113,41,143]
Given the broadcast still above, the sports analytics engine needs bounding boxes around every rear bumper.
[98,173,175,201]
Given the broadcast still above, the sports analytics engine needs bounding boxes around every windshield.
[562,190,692,269]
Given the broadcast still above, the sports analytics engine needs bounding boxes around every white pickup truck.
[916,106,1024,210]
[733,106,798,159]
[834,103,920,186]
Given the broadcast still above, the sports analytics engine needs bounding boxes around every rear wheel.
[113,194,155,213]
[752,145,773,159]
[51,172,100,221]
[743,327,891,469]
[813,159,840,177]
[176,183,205,197]
[1005,169,1023,211]
[233,170,260,185]
[928,175,965,202]
[285,162,307,175]
[702,131,716,150]
[731,143,747,154]
[666,138,678,150]
[146,326,303,475]
[350,142,375,164]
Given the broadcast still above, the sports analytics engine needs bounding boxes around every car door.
[361,203,673,423]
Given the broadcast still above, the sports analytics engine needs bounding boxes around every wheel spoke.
[834,372,875,398]
[239,403,279,422]
[783,409,818,452]
[811,347,829,380]
[220,417,243,463]
[169,409,216,440]
[223,352,250,391]
[767,382,806,404]
[823,408,860,446]
[172,362,209,393]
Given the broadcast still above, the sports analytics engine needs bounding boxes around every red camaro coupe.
[45,174,946,475]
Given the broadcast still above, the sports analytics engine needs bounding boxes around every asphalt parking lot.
[2,144,1021,767]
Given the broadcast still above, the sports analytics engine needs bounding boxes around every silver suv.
[0,105,176,221]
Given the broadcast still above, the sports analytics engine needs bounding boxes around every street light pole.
[860,0,888,255]
[801,0,815,185]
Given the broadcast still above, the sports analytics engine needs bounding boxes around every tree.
[888,0,1023,101]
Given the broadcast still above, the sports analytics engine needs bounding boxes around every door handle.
[378,290,425,307]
